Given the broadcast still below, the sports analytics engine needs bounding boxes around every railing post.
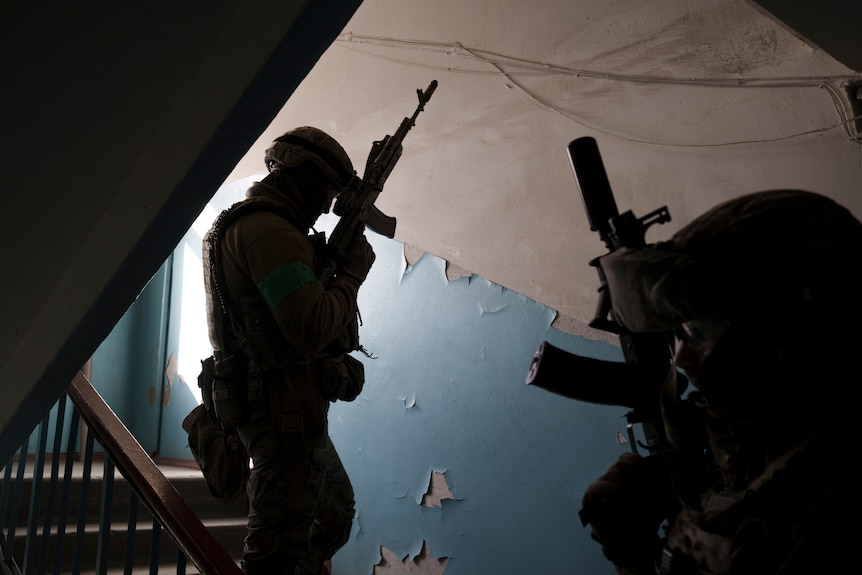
[52,408,80,575]
[5,445,29,566]
[71,431,95,575]
[95,458,114,575]
[39,395,68,575]
[124,491,139,575]
[23,414,50,574]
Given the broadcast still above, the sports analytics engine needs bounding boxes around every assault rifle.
[526,136,677,460]
[319,80,438,283]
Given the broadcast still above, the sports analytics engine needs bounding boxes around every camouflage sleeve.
[222,211,359,356]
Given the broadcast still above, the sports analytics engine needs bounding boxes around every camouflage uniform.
[204,128,375,575]
[583,190,861,574]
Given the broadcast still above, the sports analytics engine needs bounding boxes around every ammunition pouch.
[316,353,365,402]
[209,354,248,428]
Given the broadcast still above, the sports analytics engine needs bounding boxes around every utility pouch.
[317,354,365,402]
[182,404,250,504]
[325,313,361,354]
[211,354,248,428]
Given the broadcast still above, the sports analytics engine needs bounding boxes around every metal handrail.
[65,370,243,575]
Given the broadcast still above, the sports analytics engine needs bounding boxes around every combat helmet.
[600,189,862,335]
[264,126,355,186]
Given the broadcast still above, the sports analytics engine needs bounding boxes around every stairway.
[2,460,247,574]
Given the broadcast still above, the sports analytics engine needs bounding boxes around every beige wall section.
[226,0,862,336]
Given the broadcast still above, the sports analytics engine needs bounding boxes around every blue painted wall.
[326,230,623,574]
[17,264,169,458]
[89,261,171,454]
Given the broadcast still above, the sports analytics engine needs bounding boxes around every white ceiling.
[228,0,862,339]
[1,0,860,456]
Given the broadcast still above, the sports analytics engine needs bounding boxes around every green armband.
[257,261,317,311]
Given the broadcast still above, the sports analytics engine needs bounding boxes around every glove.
[338,229,375,284]
[581,452,674,574]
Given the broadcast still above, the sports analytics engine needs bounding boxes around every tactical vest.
[202,196,362,403]
[203,196,307,357]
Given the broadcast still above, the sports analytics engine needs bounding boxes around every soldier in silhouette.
[582,190,860,574]
[203,127,375,575]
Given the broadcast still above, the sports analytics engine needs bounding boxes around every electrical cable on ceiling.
[335,33,862,146]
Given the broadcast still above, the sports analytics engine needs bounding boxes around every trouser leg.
[238,410,323,574]
[297,435,356,575]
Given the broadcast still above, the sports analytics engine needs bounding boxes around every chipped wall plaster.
[324,220,627,575]
[421,471,455,508]
[374,542,449,575]
[404,241,616,343]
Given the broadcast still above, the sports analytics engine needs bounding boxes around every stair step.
[6,463,247,522]
[2,461,247,574]
[7,518,244,573]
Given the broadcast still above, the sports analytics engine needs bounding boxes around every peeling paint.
[164,351,178,385]
[478,300,509,315]
[403,243,425,266]
[421,470,455,508]
[162,351,178,407]
[388,482,410,500]
[373,542,449,575]
[148,386,156,406]
[405,242,474,282]
[397,245,415,285]
[399,392,417,409]
[551,311,617,344]
[444,261,472,281]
